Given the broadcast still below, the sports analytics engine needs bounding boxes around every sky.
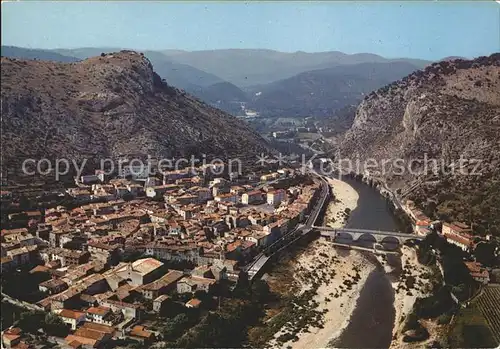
[1,1,499,60]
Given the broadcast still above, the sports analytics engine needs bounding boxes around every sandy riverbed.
[324,177,360,229]
[390,246,434,348]
[267,177,375,349]
[269,241,376,349]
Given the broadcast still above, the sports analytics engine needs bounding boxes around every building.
[152,294,170,313]
[214,193,239,204]
[144,243,200,263]
[129,325,155,344]
[146,186,172,198]
[176,275,216,294]
[415,219,432,236]
[100,299,141,320]
[442,222,474,252]
[39,278,69,295]
[464,262,490,284]
[85,306,121,326]
[43,248,91,267]
[114,258,165,286]
[260,173,280,181]
[2,327,22,348]
[80,175,100,185]
[65,322,114,348]
[241,191,263,205]
[5,245,39,268]
[185,298,202,308]
[442,221,472,237]
[138,270,184,300]
[57,309,86,330]
[49,230,71,248]
[267,189,286,205]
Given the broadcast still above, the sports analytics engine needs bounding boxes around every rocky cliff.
[340,54,500,235]
[1,51,270,174]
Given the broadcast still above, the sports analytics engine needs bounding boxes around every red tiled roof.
[130,325,153,339]
[444,232,472,246]
[59,309,85,319]
[186,298,202,307]
[68,339,83,348]
[86,306,110,316]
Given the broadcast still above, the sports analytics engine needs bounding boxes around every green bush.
[437,313,452,325]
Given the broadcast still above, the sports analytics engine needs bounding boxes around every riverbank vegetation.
[396,231,499,347]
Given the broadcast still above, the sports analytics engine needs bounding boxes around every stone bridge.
[313,226,423,245]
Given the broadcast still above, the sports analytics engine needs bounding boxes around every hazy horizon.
[1,45,462,61]
[2,1,499,60]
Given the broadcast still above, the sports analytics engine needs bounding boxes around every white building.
[267,189,286,205]
[57,309,86,330]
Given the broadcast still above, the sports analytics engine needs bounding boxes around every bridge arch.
[380,236,401,245]
[334,232,354,243]
[355,233,378,243]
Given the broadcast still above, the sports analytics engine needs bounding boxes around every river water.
[329,176,400,349]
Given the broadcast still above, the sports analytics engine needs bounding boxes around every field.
[476,285,500,345]
[448,285,500,348]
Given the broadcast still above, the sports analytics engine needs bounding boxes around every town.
[1,157,328,348]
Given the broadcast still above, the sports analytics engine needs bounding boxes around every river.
[330,176,401,349]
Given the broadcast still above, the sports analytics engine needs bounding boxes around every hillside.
[3,46,229,104]
[0,51,270,175]
[163,49,430,87]
[248,61,420,117]
[340,54,500,235]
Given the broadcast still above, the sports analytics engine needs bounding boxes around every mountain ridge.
[163,48,431,86]
[248,61,422,117]
[0,51,270,176]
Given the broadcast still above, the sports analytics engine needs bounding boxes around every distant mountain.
[248,61,421,117]
[187,82,249,115]
[52,47,122,60]
[143,51,224,89]
[190,81,248,103]
[1,46,79,62]
[1,51,270,174]
[162,49,431,86]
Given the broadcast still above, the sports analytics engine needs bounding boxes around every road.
[1,292,44,312]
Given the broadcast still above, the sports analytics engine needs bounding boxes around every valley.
[1,3,499,347]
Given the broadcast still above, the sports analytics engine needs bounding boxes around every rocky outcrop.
[339,54,500,235]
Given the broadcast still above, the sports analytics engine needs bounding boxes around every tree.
[251,279,272,303]
[43,313,69,337]
[17,311,45,333]
[474,242,497,267]
[161,313,190,341]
